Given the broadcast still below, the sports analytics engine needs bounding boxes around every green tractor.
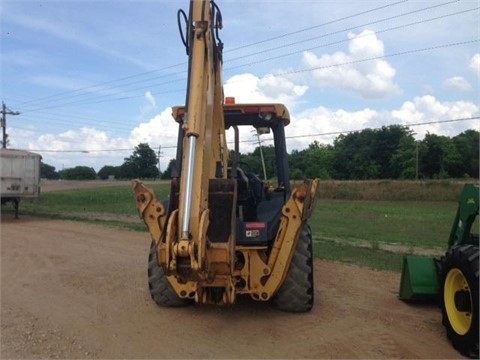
[399,184,479,358]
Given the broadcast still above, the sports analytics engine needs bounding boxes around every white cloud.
[287,107,379,148]
[129,107,179,169]
[285,95,479,149]
[469,53,480,77]
[300,30,400,98]
[141,91,157,115]
[443,76,472,91]
[224,73,307,110]
[347,30,384,58]
[223,72,309,152]
[257,75,308,106]
[145,91,156,108]
[26,127,131,170]
[19,78,479,173]
[392,95,479,138]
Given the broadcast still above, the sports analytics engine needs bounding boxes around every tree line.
[286,126,478,180]
[41,143,160,180]
[41,127,479,181]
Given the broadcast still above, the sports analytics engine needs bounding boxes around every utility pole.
[415,140,419,181]
[1,101,20,149]
[255,132,268,181]
[157,145,163,179]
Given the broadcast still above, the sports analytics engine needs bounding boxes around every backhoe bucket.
[398,255,439,301]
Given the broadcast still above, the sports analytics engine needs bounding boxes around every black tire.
[440,244,479,358]
[272,224,314,312]
[148,242,191,307]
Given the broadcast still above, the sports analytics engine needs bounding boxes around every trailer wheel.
[148,242,191,307]
[440,244,479,358]
[272,224,314,312]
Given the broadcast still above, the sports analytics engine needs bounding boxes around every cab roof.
[171,103,290,127]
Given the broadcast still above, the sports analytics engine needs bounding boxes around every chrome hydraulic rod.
[181,135,197,239]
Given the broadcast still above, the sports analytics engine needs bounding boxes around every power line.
[10,110,136,133]
[284,116,480,141]
[29,148,138,153]
[226,0,463,64]
[18,36,478,114]
[273,39,479,77]
[9,0,467,111]
[21,85,184,113]
[4,1,476,144]
[29,116,479,153]
[13,1,409,108]
[225,6,479,69]
[15,63,186,108]
[225,0,409,53]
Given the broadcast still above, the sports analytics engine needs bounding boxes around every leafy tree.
[290,168,304,180]
[131,128,478,182]
[289,141,334,179]
[452,130,479,178]
[390,136,417,179]
[59,166,96,180]
[374,125,413,178]
[333,129,380,179]
[420,133,461,179]
[249,145,276,179]
[98,165,121,180]
[305,141,334,179]
[333,126,416,180]
[40,162,59,179]
[121,143,159,179]
[232,145,276,180]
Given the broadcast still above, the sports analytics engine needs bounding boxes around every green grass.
[313,240,405,272]
[311,200,456,249]
[317,179,473,201]
[5,184,169,231]
[3,180,476,272]
[310,200,466,271]
[20,184,169,216]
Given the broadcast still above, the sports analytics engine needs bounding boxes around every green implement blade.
[398,255,439,301]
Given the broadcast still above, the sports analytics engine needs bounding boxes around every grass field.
[3,180,478,272]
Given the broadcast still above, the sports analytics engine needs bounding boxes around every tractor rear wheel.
[148,242,191,307]
[440,244,479,358]
[272,224,314,312]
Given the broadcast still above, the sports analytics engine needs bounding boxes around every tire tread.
[272,224,314,313]
[147,243,190,307]
[440,244,479,358]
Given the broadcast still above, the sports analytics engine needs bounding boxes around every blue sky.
[1,0,479,172]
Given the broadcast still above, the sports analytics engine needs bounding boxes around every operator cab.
[171,100,292,246]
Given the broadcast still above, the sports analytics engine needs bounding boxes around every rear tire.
[440,244,479,358]
[148,242,191,307]
[272,224,314,312]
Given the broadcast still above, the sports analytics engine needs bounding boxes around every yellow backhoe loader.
[133,0,319,311]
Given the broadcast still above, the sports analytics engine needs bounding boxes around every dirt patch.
[0,216,463,359]
[315,236,445,256]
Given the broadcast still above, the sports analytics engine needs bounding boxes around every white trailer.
[0,148,42,218]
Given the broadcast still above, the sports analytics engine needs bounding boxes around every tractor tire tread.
[148,242,191,307]
[272,224,314,313]
[440,244,479,359]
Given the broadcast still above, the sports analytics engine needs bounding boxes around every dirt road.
[1,216,462,359]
